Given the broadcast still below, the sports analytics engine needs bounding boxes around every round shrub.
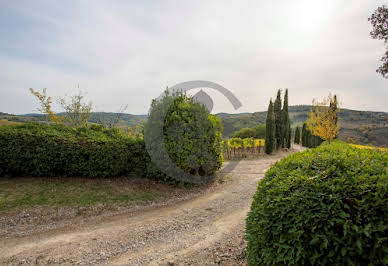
[246,141,388,265]
[144,91,223,183]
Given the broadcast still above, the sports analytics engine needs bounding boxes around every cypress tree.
[282,89,291,148]
[330,94,338,138]
[274,89,283,149]
[301,123,307,147]
[294,126,300,144]
[265,99,275,154]
[307,128,313,148]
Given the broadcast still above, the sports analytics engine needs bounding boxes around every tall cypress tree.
[306,125,310,147]
[294,126,300,144]
[330,94,338,138]
[265,99,275,154]
[274,89,283,149]
[301,123,307,147]
[282,89,291,148]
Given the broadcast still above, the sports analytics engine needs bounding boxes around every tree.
[29,88,61,124]
[232,127,256,139]
[306,94,339,143]
[330,94,338,129]
[30,88,93,128]
[369,5,388,78]
[144,90,223,183]
[282,89,291,148]
[58,91,92,128]
[274,89,283,149]
[294,126,300,144]
[301,123,307,146]
[232,124,266,139]
[265,99,275,154]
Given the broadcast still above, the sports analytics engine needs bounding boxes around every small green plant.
[246,141,388,265]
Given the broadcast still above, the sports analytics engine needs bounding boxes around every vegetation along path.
[0,146,304,265]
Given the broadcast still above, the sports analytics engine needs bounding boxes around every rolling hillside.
[0,112,147,126]
[219,105,388,147]
[1,106,387,146]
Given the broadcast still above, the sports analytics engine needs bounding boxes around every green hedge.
[246,141,388,265]
[0,123,150,178]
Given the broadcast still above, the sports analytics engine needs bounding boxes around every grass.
[0,177,167,212]
[0,119,20,125]
[349,143,388,152]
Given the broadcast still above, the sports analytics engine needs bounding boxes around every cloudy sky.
[0,0,387,115]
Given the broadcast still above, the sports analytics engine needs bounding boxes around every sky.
[0,0,387,115]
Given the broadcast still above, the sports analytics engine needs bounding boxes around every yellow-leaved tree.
[306,94,339,143]
[29,88,92,127]
[29,88,62,124]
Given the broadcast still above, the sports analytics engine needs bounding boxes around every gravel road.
[0,147,303,265]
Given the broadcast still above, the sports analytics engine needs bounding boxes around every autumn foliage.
[306,94,339,143]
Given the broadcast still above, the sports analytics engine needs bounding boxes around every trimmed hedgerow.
[246,141,388,265]
[0,123,150,178]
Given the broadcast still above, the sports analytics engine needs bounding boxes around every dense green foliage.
[264,89,291,154]
[144,91,223,183]
[274,90,283,149]
[294,126,301,144]
[302,122,323,148]
[265,100,275,154]
[282,89,291,148]
[246,141,388,265]
[0,123,149,178]
[232,124,266,139]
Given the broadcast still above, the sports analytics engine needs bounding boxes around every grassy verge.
[0,177,168,213]
[349,143,387,152]
[0,119,20,125]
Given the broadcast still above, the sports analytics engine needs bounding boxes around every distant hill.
[1,112,147,126]
[216,112,252,119]
[218,105,388,147]
[1,106,387,146]
[88,112,147,126]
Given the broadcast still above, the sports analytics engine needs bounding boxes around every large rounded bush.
[246,141,388,265]
[144,91,223,183]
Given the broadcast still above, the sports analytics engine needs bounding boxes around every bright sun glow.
[289,1,334,33]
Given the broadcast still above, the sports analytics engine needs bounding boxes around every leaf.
[356,240,362,251]
[310,237,319,245]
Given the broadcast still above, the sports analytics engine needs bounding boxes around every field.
[226,138,265,148]
[0,119,20,125]
[349,143,388,152]
[223,138,266,159]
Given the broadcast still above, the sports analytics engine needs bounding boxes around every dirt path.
[0,146,304,265]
